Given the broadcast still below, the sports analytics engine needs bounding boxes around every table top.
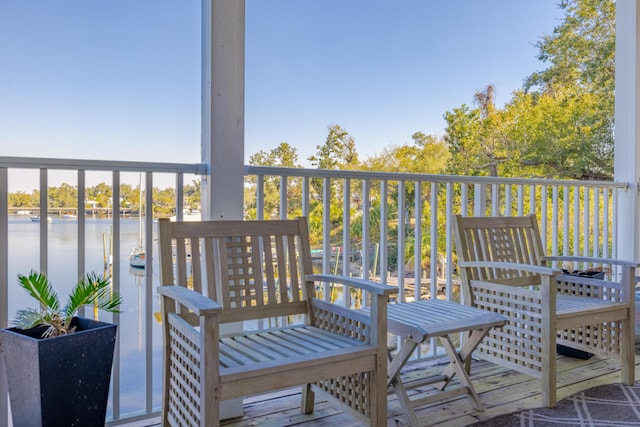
[384,299,507,341]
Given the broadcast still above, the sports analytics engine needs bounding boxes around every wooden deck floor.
[127,350,640,427]
[219,351,640,427]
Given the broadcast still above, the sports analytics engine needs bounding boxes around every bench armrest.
[543,255,639,268]
[306,274,398,296]
[458,261,562,276]
[157,285,222,316]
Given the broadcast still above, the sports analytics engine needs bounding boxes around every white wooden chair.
[453,214,636,408]
[156,217,396,426]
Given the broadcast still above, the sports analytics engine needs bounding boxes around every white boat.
[30,215,53,223]
[129,245,145,268]
[129,174,145,269]
[169,208,201,222]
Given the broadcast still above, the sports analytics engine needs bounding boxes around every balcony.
[0,155,636,426]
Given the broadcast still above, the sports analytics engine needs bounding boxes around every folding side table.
[384,299,506,426]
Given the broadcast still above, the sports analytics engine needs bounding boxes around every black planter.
[0,317,117,427]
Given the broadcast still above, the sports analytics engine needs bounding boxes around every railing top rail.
[245,165,628,189]
[0,157,627,190]
[0,156,206,175]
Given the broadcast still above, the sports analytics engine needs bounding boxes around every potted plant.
[0,271,123,427]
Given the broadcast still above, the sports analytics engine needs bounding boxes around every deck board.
[124,348,640,426]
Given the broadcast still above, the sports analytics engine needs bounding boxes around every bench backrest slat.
[453,214,546,301]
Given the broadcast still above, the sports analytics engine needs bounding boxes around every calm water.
[6,215,162,419]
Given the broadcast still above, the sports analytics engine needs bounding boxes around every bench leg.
[301,384,315,414]
[621,318,635,385]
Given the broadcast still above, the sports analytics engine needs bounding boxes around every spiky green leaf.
[64,272,122,319]
[12,308,46,330]
[17,271,60,312]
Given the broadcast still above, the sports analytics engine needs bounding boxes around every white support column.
[615,0,640,263]
[201,0,245,221]
[201,0,245,419]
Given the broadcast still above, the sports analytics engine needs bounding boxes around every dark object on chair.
[557,269,604,359]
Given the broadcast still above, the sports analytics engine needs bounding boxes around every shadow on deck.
[128,351,640,426]
[222,352,640,427]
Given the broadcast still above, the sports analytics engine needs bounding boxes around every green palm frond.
[64,272,123,319]
[94,286,124,313]
[12,308,45,330]
[13,271,123,338]
[17,271,60,312]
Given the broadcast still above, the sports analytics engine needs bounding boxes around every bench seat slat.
[220,325,368,370]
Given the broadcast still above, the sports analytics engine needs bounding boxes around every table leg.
[387,340,420,387]
[388,341,421,426]
[437,327,491,384]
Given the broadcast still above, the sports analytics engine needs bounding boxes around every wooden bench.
[156,217,396,426]
[453,214,636,408]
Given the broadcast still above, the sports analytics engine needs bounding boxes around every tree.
[362,132,449,175]
[444,0,615,180]
[86,182,112,208]
[308,124,359,170]
[444,85,521,177]
[246,142,302,219]
[250,142,300,168]
[8,191,34,208]
[443,104,484,176]
[523,0,615,179]
[184,179,201,210]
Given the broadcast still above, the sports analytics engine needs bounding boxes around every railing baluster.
[380,180,388,285]
[491,183,499,216]
[551,186,559,264]
[445,182,453,301]
[594,188,601,258]
[0,167,8,425]
[603,188,610,259]
[111,170,122,420]
[563,186,570,258]
[505,184,512,216]
[143,171,154,414]
[430,182,438,299]
[176,173,184,222]
[280,175,287,219]
[322,177,331,300]
[413,181,422,301]
[256,174,264,219]
[77,169,86,283]
[342,178,352,307]
[584,187,590,260]
[517,184,524,215]
[39,168,48,275]
[461,183,468,216]
[397,181,406,302]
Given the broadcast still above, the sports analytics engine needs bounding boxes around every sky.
[0,0,566,188]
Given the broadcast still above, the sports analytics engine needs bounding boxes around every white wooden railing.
[246,165,628,302]
[0,156,629,425]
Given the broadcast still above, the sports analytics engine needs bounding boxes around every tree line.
[8,180,202,217]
